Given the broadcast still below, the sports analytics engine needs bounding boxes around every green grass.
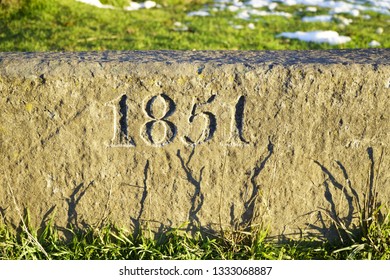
[1,207,389,260]
[0,0,389,51]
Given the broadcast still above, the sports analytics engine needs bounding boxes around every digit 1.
[105,94,136,147]
[227,95,249,146]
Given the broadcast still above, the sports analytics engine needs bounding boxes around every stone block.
[0,50,389,240]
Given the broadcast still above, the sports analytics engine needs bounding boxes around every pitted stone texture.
[1,50,389,240]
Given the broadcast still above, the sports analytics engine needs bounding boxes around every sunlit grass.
[0,0,388,51]
[1,208,389,260]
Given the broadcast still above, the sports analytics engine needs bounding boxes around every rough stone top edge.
[0,49,389,66]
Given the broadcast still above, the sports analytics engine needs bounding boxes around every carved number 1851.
[106,94,248,147]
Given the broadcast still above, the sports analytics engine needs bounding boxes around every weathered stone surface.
[0,50,389,240]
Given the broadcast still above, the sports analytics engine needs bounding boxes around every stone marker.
[1,50,389,240]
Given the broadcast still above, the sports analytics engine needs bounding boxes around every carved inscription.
[183,95,217,145]
[105,94,136,147]
[226,96,249,146]
[106,93,248,147]
[141,94,177,147]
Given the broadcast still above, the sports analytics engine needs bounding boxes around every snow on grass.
[235,7,292,20]
[202,0,390,24]
[173,22,189,32]
[76,0,114,9]
[247,0,272,8]
[125,1,157,11]
[229,21,256,29]
[306,6,318,12]
[302,14,353,25]
[284,0,390,15]
[75,0,387,47]
[276,30,351,45]
[187,10,211,17]
[301,15,333,22]
[228,5,241,12]
[228,21,256,29]
[236,10,251,20]
[76,0,158,11]
[232,24,245,29]
[369,40,381,47]
[248,23,256,29]
[249,9,292,17]
[76,0,390,17]
[334,15,353,25]
[184,0,388,45]
[376,27,384,34]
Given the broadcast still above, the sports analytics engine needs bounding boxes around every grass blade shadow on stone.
[177,148,205,232]
[224,138,274,250]
[312,160,358,243]
[1,203,389,259]
[65,181,93,229]
[361,147,383,237]
[130,160,150,236]
[310,147,389,258]
[239,138,274,231]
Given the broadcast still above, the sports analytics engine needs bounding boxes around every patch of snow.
[228,5,240,12]
[350,9,360,17]
[125,1,157,11]
[186,0,390,33]
[143,1,156,9]
[236,10,251,19]
[229,21,256,29]
[268,2,278,10]
[187,10,211,17]
[306,6,317,12]
[249,9,292,17]
[173,22,189,32]
[333,15,353,25]
[278,0,390,15]
[280,0,328,6]
[276,30,351,45]
[77,0,159,11]
[125,1,141,10]
[301,14,352,25]
[302,15,332,22]
[330,7,360,17]
[369,40,381,47]
[76,0,115,9]
[234,1,245,7]
[376,27,384,34]
[247,0,270,8]
[76,0,390,22]
[213,3,227,10]
[233,24,245,29]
